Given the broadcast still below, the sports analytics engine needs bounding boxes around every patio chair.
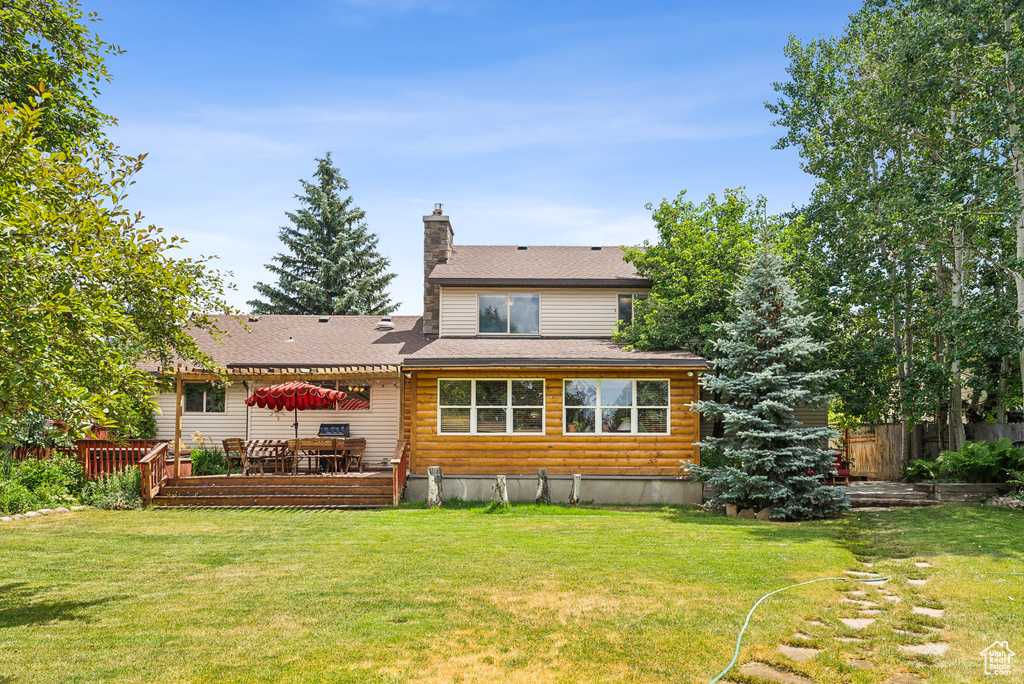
[243,439,284,476]
[221,438,245,477]
[829,451,851,486]
[342,438,367,474]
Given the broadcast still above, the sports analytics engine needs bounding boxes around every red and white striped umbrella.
[244,381,347,439]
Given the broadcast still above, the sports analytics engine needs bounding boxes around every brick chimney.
[423,203,453,337]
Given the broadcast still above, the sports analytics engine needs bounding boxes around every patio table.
[244,439,291,474]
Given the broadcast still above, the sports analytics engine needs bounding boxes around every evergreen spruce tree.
[690,248,848,520]
[249,154,398,315]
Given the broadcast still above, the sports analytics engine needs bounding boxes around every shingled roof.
[147,315,428,372]
[427,245,651,288]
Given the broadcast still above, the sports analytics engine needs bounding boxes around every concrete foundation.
[404,474,702,506]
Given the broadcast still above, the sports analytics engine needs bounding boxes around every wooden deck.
[152,472,394,509]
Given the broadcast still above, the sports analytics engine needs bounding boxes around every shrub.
[0,480,38,515]
[81,467,142,510]
[13,455,86,494]
[191,444,227,476]
[903,439,1024,483]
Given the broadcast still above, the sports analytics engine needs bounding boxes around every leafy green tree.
[690,249,847,520]
[249,154,398,316]
[0,94,231,442]
[769,0,1024,450]
[0,0,122,151]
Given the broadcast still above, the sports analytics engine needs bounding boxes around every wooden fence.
[846,423,1024,480]
[6,440,167,479]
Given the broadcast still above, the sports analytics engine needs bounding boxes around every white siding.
[440,287,649,337]
[154,385,248,448]
[153,380,402,466]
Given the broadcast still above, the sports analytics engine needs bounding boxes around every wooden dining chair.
[342,438,367,474]
[221,438,245,477]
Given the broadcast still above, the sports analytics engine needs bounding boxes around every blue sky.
[89,0,856,315]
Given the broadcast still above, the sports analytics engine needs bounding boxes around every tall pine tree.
[691,249,847,520]
[249,154,398,315]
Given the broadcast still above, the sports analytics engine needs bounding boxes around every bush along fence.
[6,440,167,479]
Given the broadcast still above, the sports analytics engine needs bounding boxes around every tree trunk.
[492,475,509,507]
[997,354,1010,423]
[534,468,550,504]
[426,466,443,508]
[569,474,581,507]
[1006,17,1024,419]
[949,227,966,452]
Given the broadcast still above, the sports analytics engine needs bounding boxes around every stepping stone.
[806,620,825,626]
[859,609,882,615]
[12,514,24,520]
[792,633,812,641]
[900,643,949,656]
[908,579,927,586]
[863,562,875,568]
[54,507,70,513]
[912,606,944,618]
[837,637,863,642]
[915,562,932,568]
[778,645,819,663]
[883,595,902,603]
[0,517,11,523]
[885,676,923,684]
[845,571,882,578]
[842,598,880,607]
[840,617,875,629]
[23,511,39,518]
[849,590,868,596]
[739,663,814,684]
[848,659,873,669]
[37,508,54,515]
[70,505,87,511]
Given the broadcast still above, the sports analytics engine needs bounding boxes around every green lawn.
[0,504,1021,683]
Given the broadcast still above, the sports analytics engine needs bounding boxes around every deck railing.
[138,442,169,506]
[391,439,409,506]
[75,440,165,478]
[6,440,166,479]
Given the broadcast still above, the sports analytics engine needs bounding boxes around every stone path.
[733,545,951,684]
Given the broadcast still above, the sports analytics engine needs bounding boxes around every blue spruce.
[691,249,848,520]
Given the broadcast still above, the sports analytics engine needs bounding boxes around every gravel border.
[0,505,86,523]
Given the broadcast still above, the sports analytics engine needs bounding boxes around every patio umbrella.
[244,381,347,439]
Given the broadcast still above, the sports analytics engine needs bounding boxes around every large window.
[312,381,371,410]
[563,379,669,435]
[617,293,649,327]
[478,294,540,334]
[184,383,226,413]
[438,379,545,434]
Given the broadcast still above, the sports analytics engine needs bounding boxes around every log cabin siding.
[408,368,700,476]
[439,287,649,337]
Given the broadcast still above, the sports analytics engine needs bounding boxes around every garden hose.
[707,576,891,684]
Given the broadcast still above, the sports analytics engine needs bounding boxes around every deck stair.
[152,473,393,509]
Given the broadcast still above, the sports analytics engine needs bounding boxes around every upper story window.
[478,294,540,334]
[184,383,226,413]
[563,379,669,435]
[617,293,649,327]
[438,379,545,434]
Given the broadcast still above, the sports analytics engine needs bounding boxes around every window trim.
[617,292,649,328]
[476,292,542,336]
[183,383,226,414]
[562,378,670,436]
[437,378,546,435]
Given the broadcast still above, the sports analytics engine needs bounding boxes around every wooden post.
[426,466,443,508]
[493,475,509,507]
[569,474,581,506]
[534,468,550,504]
[173,369,183,478]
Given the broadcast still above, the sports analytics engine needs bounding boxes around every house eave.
[428,277,653,289]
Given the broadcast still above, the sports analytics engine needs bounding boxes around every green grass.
[0,504,1021,683]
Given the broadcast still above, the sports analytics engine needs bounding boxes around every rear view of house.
[153,205,708,505]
